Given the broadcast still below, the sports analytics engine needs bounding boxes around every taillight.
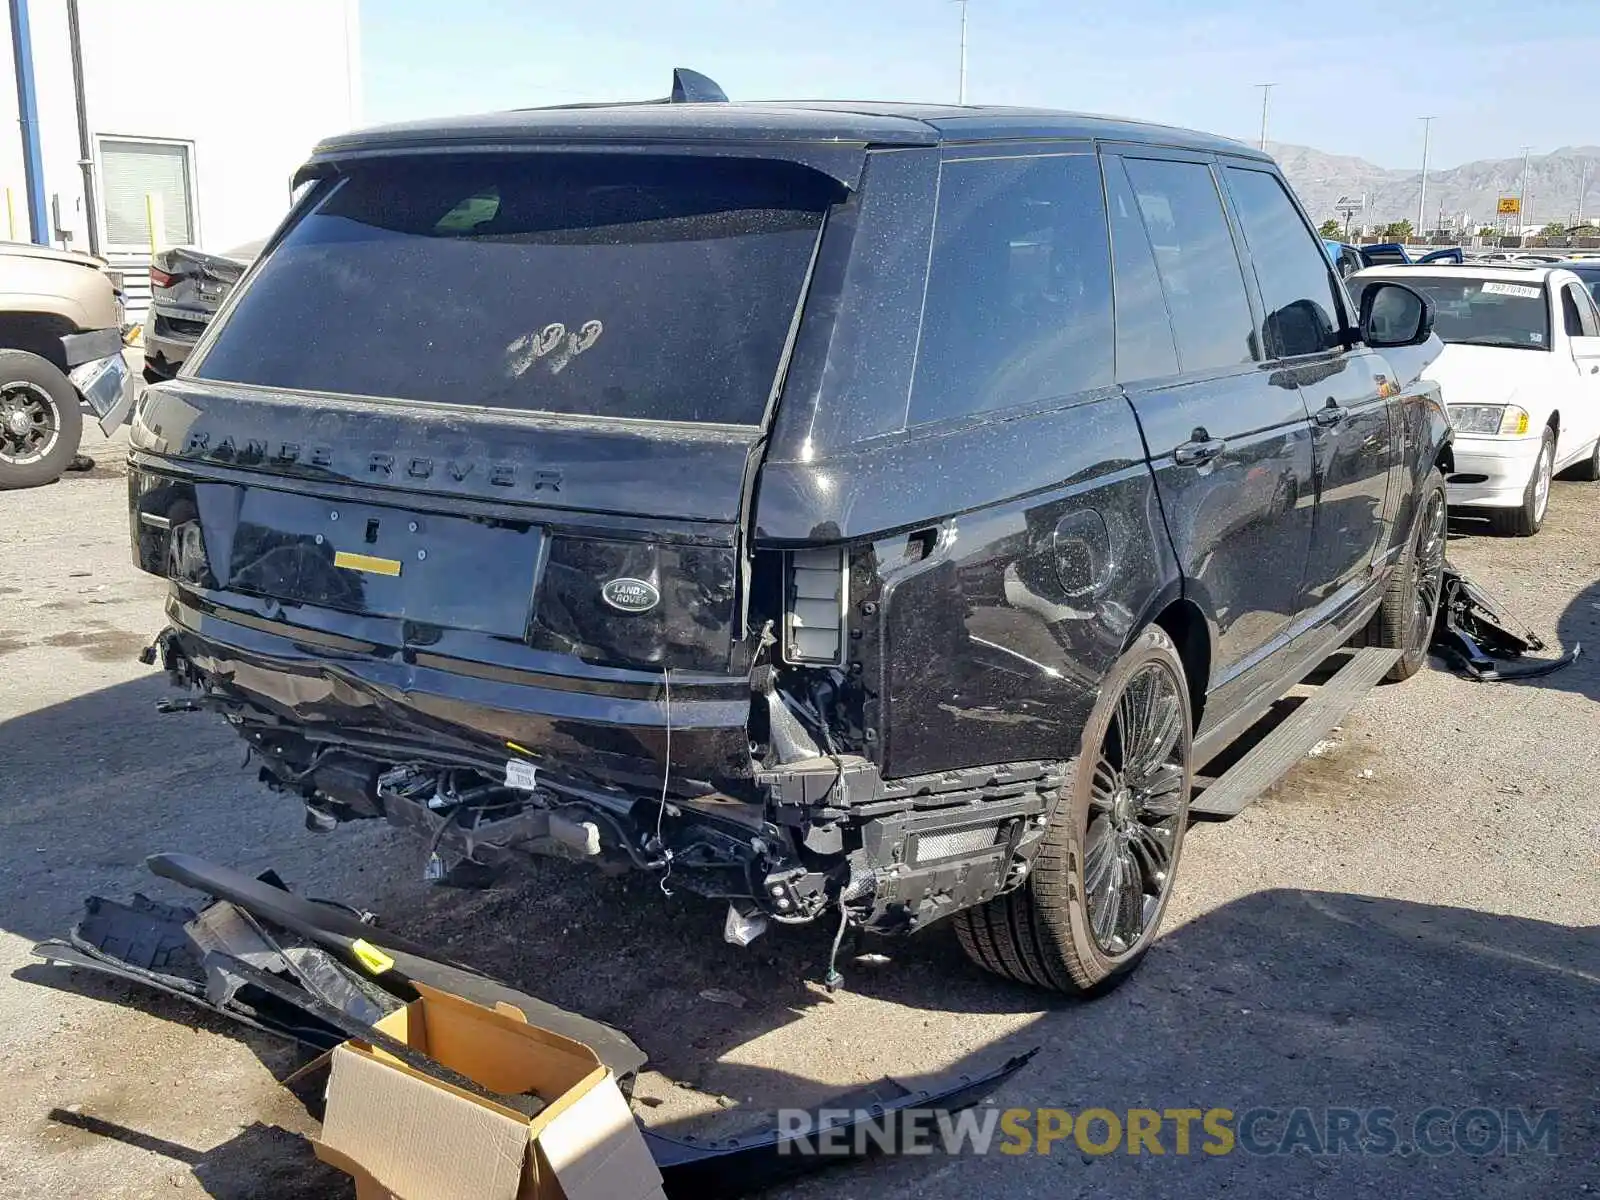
[149,266,176,289]
[528,535,739,673]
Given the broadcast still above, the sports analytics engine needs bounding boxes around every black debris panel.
[29,855,1034,1196]
[1431,560,1580,681]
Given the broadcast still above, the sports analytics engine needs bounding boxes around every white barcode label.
[505,758,539,791]
[1481,281,1541,299]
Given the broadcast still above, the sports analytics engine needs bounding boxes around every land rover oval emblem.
[601,578,660,614]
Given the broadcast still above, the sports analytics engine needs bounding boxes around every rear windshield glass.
[195,155,837,424]
[1393,277,1550,350]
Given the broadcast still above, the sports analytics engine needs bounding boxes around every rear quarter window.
[907,153,1114,427]
[195,154,838,425]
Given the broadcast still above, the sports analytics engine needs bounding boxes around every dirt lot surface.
[2,423,1596,1199]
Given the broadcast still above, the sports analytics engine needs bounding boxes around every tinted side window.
[1562,283,1598,337]
[1122,158,1257,372]
[1581,286,1600,337]
[1225,167,1344,358]
[909,154,1114,426]
[1561,286,1584,336]
[1104,157,1179,381]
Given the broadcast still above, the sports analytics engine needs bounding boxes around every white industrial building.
[0,0,361,317]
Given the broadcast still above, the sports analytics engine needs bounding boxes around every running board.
[1188,648,1401,818]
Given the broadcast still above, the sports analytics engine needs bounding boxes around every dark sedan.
[142,238,263,383]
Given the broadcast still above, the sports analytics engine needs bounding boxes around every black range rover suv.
[128,82,1451,994]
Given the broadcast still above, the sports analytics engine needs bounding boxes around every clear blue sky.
[363,0,1599,170]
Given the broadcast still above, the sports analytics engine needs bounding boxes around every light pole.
[1416,116,1434,239]
[952,0,968,105]
[1255,83,1276,151]
[1577,160,1589,226]
[1518,145,1533,236]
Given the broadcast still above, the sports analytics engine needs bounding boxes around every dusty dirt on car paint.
[0,424,1595,1199]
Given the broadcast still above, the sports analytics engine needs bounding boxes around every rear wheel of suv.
[0,350,81,490]
[1490,426,1554,537]
[953,624,1192,994]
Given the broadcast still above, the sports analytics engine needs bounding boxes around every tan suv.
[0,241,134,489]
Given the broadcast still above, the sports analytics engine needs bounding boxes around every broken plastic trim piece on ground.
[1431,559,1580,681]
[640,1049,1037,1198]
[29,853,1034,1196]
[31,855,646,1075]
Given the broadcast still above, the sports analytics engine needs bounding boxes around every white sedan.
[1352,264,1600,535]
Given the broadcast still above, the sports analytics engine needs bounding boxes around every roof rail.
[521,68,728,112]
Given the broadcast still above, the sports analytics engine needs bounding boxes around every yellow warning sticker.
[349,938,395,975]
[333,551,402,577]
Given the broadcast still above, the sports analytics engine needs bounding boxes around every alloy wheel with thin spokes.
[0,380,63,467]
[952,623,1193,993]
[1410,487,1447,651]
[1083,660,1187,955]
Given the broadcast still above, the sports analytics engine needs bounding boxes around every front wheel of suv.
[1357,467,1447,682]
[953,624,1192,994]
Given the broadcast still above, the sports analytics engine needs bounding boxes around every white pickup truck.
[0,241,135,489]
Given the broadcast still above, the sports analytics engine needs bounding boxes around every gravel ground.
[1,422,1595,1199]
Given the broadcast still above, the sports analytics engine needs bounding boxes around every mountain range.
[1269,143,1600,232]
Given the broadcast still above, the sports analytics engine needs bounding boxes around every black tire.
[1489,427,1554,537]
[1566,433,1600,482]
[0,349,82,490]
[1360,467,1446,682]
[953,624,1192,994]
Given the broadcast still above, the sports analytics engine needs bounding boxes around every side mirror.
[1359,281,1435,348]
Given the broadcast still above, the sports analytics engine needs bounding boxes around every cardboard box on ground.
[308,982,665,1200]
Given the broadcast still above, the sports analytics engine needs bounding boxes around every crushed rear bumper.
[161,587,758,790]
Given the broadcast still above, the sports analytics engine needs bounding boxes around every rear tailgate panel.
[228,488,542,638]
[124,143,863,804]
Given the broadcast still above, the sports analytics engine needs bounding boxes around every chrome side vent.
[783,547,848,666]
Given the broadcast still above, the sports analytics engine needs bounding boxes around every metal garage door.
[97,137,197,325]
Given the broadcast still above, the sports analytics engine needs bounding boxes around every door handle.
[1314,401,1348,427]
[1590,365,1598,374]
[1174,435,1226,466]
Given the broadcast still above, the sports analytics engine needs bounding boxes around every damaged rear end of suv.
[132,85,1450,994]
[131,101,1052,967]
